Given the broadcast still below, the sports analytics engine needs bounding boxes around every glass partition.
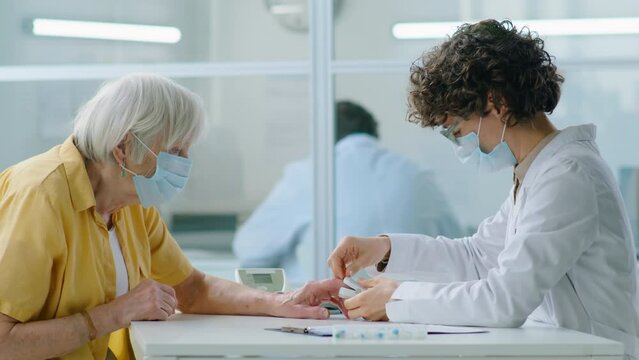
[334,74,511,239]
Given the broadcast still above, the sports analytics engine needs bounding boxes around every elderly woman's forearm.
[0,314,88,360]
[0,305,122,360]
[177,271,274,316]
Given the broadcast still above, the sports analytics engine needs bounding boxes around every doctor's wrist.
[376,235,391,272]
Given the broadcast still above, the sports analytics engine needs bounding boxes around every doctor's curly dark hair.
[407,19,564,127]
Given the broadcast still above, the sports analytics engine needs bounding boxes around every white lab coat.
[382,125,639,359]
[233,134,462,282]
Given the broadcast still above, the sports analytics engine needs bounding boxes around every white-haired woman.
[0,74,343,360]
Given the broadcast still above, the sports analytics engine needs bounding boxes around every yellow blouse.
[0,136,193,359]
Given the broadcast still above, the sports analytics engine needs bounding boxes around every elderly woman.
[0,74,342,360]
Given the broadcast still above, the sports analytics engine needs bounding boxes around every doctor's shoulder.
[556,140,612,178]
[533,148,609,196]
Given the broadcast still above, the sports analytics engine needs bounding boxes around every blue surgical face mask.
[121,134,192,208]
[451,117,517,172]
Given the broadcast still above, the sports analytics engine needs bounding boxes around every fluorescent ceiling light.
[393,17,639,39]
[270,4,305,15]
[31,18,181,44]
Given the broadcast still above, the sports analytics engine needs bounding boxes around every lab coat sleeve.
[381,192,512,281]
[386,159,599,327]
[232,162,311,267]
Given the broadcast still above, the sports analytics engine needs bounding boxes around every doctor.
[328,19,639,359]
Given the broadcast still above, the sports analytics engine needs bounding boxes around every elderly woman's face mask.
[121,134,193,208]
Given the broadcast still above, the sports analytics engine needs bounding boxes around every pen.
[280,326,310,334]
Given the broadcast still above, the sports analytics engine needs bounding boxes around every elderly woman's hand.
[110,279,178,327]
[343,277,399,321]
[270,278,346,319]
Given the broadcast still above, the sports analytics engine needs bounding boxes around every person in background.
[328,20,639,360]
[234,100,462,283]
[0,73,343,360]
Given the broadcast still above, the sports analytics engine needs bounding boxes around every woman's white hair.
[73,73,206,164]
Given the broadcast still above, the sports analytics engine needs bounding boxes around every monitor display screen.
[252,273,273,284]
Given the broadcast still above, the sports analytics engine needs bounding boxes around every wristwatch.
[376,235,391,272]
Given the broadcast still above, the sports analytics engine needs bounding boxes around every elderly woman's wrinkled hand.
[111,278,178,327]
[270,278,346,319]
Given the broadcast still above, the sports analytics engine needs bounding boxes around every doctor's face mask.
[120,133,193,208]
[441,117,516,172]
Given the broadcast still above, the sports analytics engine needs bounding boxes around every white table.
[130,314,624,360]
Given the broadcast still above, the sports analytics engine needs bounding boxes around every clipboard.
[265,324,488,338]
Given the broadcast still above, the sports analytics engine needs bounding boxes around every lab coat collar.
[335,133,378,154]
[519,124,597,191]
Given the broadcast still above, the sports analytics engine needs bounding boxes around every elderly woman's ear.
[112,135,129,166]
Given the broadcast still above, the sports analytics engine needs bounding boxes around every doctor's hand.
[327,235,391,279]
[270,278,346,320]
[344,277,399,321]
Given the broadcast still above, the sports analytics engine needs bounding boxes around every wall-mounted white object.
[264,0,342,32]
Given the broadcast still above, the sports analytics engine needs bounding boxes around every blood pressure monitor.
[234,268,286,292]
